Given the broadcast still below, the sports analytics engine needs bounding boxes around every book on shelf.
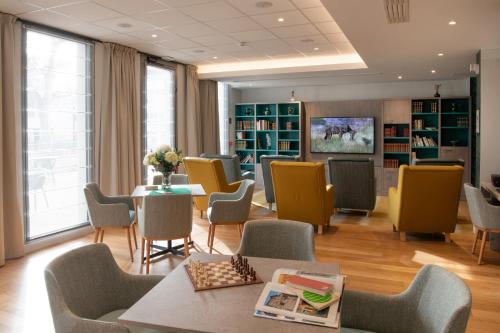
[254,268,345,328]
[384,159,400,168]
[236,120,254,130]
[385,126,409,138]
[412,135,437,147]
[256,119,276,130]
[384,143,410,152]
[278,141,292,150]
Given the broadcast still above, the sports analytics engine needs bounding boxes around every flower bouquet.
[143,144,183,188]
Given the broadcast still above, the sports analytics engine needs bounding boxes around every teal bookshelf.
[440,98,470,147]
[234,102,302,171]
[411,98,439,159]
[383,123,410,168]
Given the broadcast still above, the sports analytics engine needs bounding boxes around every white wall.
[238,79,469,103]
[480,49,500,181]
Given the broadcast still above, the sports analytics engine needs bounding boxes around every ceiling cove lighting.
[197,54,366,75]
[448,20,456,25]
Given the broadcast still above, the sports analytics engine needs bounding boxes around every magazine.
[254,268,345,328]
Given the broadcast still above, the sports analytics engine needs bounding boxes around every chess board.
[184,260,263,292]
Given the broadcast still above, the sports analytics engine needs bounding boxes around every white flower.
[164,151,179,164]
[143,153,152,166]
[155,144,172,153]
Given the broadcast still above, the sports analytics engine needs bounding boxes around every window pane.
[144,65,175,181]
[24,30,92,240]
[218,82,229,154]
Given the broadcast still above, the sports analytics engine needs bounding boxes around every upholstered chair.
[183,157,242,218]
[464,183,500,264]
[83,183,137,261]
[138,194,193,274]
[413,158,465,166]
[389,165,463,242]
[200,153,254,183]
[237,220,315,261]
[270,161,335,234]
[45,243,164,333]
[260,155,300,210]
[207,180,255,253]
[327,157,376,215]
[341,265,472,333]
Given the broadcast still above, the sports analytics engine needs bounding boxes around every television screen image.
[310,117,375,154]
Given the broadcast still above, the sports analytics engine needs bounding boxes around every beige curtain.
[199,80,220,154]
[94,42,141,195]
[176,64,201,156]
[0,13,24,266]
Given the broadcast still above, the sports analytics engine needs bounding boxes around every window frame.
[21,24,94,242]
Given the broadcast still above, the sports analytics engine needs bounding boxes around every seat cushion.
[341,327,376,333]
[98,309,164,333]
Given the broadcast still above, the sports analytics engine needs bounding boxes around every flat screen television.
[310,117,375,154]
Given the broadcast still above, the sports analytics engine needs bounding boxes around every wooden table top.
[119,253,341,333]
[130,184,206,198]
[481,181,500,201]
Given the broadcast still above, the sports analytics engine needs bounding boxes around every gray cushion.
[98,309,164,333]
[260,155,300,204]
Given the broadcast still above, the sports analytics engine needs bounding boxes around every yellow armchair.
[270,161,335,234]
[389,165,464,241]
[183,157,242,217]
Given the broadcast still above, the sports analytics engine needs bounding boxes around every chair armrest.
[226,180,243,193]
[341,290,406,332]
[209,199,250,223]
[71,317,131,333]
[91,203,131,227]
[325,184,335,216]
[388,187,400,229]
[209,191,240,207]
[241,171,254,180]
[117,272,164,308]
[101,195,134,211]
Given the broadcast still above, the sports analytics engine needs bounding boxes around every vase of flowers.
[143,144,183,189]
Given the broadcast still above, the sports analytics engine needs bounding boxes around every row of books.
[256,120,276,130]
[235,141,251,149]
[278,141,294,151]
[384,126,409,137]
[384,143,410,152]
[236,121,254,130]
[240,154,254,164]
[384,159,400,168]
[455,116,469,127]
[412,101,438,113]
[254,268,345,328]
[236,131,250,139]
[284,121,296,130]
[413,135,437,147]
[412,119,432,130]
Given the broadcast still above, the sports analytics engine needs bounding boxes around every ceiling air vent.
[384,0,409,24]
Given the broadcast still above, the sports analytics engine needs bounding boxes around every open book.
[254,268,345,328]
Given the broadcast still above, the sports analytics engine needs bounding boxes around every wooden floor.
[1,196,500,333]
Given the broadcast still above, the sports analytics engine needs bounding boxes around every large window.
[23,28,93,240]
[218,82,229,155]
[144,64,175,180]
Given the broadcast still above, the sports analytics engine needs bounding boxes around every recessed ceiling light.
[431,69,436,73]
[255,1,273,8]
[193,49,205,53]
[278,17,284,22]
[151,34,158,38]
[301,38,314,43]
[314,47,319,51]
[448,20,456,25]
[437,53,444,56]
[213,56,218,59]
[397,75,403,79]
[117,22,132,28]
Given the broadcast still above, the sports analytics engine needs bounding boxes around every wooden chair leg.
[145,240,151,274]
[444,233,451,243]
[184,237,190,258]
[472,229,481,254]
[400,232,407,242]
[237,224,243,238]
[478,231,488,265]
[366,210,372,217]
[126,227,134,262]
[268,203,272,210]
[93,228,100,243]
[140,238,145,264]
[207,224,212,246]
[209,225,216,254]
[200,210,203,218]
[188,234,192,243]
[131,224,138,249]
[318,225,323,235]
[99,229,104,243]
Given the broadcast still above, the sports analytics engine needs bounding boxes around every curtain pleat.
[0,13,24,266]
[94,42,141,195]
[199,79,219,154]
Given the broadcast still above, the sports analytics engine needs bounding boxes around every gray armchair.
[464,183,500,264]
[83,183,137,262]
[200,153,253,183]
[260,155,300,210]
[237,219,315,261]
[341,264,471,333]
[207,179,255,253]
[151,173,189,185]
[413,158,465,166]
[327,157,376,215]
[138,194,193,273]
[45,243,163,333]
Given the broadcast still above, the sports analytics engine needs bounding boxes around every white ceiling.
[0,0,357,68]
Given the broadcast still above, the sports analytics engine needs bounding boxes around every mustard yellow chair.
[183,157,242,217]
[389,165,464,242]
[270,161,335,234]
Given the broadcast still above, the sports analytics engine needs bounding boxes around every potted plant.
[143,144,183,188]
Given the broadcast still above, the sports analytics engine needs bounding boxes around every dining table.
[118,253,341,333]
[130,184,206,258]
